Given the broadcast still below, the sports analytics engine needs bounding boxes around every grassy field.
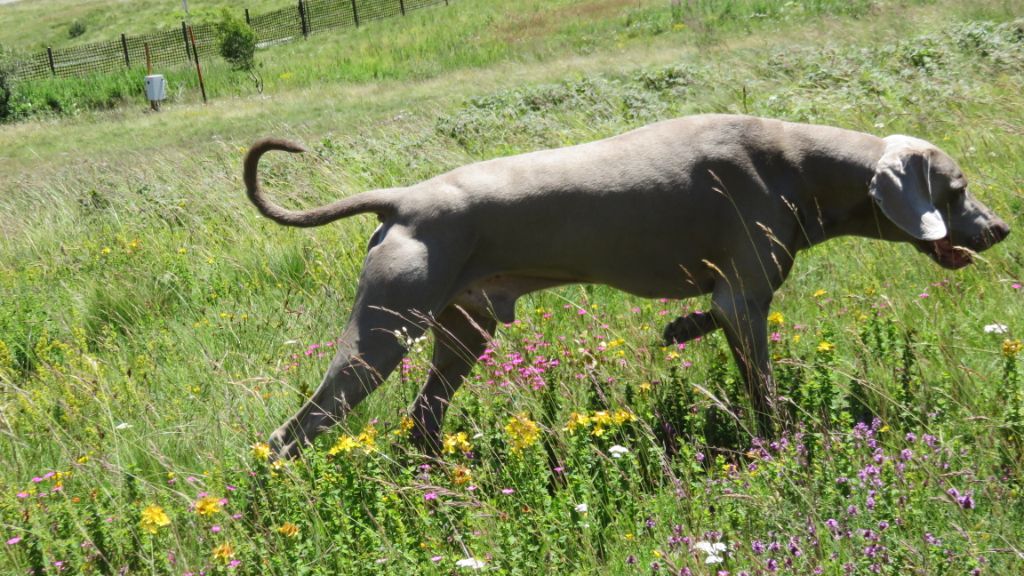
[2,0,1024,574]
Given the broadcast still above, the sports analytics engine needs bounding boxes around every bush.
[215,9,262,93]
[68,20,87,39]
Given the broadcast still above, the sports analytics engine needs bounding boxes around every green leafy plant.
[215,8,261,93]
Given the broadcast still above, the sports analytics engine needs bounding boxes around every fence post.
[399,0,405,16]
[245,8,251,24]
[350,0,359,27]
[298,0,309,38]
[121,33,131,68]
[182,21,192,62]
[47,47,56,76]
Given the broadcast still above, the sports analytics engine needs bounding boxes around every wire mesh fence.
[9,0,449,81]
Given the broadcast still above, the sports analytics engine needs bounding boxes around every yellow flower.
[817,341,834,353]
[612,409,636,425]
[564,412,592,433]
[639,382,652,393]
[139,505,171,534]
[393,416,415,437]
[327,424,378,456]
[813,289,827,298]
[194,496,222,516]
[442,431,472,455]
[767,311,785,325]
[251,442,271,461]
[1004,339,1023,358]
[328,435,360,455]
[505,413,541,454]
[277,522,300,538]
[356,424,378,452]
[452,465,473,486]
[212,542,235,563]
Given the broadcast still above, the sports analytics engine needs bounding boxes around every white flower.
[115,422,132,430]
[574,503,589,513]
[455,557,486,570]
[608,445,630,458]
[694,541,726,564]
[984,323,1008,334]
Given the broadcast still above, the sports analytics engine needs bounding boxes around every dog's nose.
[990,220,1010,243]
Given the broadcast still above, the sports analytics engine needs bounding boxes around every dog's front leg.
[663,311,719,345]
[710,289,777,439]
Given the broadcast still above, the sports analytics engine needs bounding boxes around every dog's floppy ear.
[869,136,947,241]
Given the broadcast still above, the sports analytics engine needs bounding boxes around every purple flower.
[625,554,637,565]
[424,492,438,501]
[751,540,765,555]
[501,488,515,495]
[6,536,22,546]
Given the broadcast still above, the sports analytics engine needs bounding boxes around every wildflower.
[1003,339,1023,358]
[211,525,222,533]
[140,505,171,534]
[393,415,415,437]
[455,557,486,570]
[694,541,727,564]
[813,289,827,298]
[195,496,222,516]
[565,412,592,433]
[452,465,473,486]
[328,424,378,455]
[817,341,834,353]
[768,311,785,325]
[505,413,540,453]
[278,522,300,538]
[424,492,438,501]
[7,536,22,545]
[608,445,630,458]
[443,431,472,455]
[984,323,1008,334]
[212,542,235,563]
[575,503,589,514]
[501,488,515,495]
[250,442,271,461]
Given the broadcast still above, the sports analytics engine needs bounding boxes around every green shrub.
[215,8,261,93]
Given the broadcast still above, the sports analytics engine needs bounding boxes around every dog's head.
[869,135,1009,269]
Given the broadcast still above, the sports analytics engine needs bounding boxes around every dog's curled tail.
[244,137,400,227]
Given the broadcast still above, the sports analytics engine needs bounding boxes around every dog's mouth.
[920,237,974,270]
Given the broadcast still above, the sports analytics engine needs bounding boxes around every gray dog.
[245,114,1009,458]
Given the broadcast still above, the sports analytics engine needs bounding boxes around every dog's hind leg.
[269,235,451,459]
[409,305,496,455]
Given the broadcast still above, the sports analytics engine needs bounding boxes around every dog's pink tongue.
[933,238,972,268]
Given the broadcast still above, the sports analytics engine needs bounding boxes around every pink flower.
[211,525,222,533]
[424,492,438,501]
[501,488,515,495]
[7,536,22,545]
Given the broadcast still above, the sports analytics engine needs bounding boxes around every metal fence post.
[46,47,56,76]
[245,8,251,25]
[121,33,130,68]
[182,21,192,62]
[350,0,360,27]
[399,0,405,16]
[298,0,309,38]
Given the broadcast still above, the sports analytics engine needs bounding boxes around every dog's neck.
[791,134,890,246]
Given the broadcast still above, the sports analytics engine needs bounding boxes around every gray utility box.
[144,74,167,102]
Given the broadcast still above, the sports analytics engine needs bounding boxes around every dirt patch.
[496,0,640,44]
